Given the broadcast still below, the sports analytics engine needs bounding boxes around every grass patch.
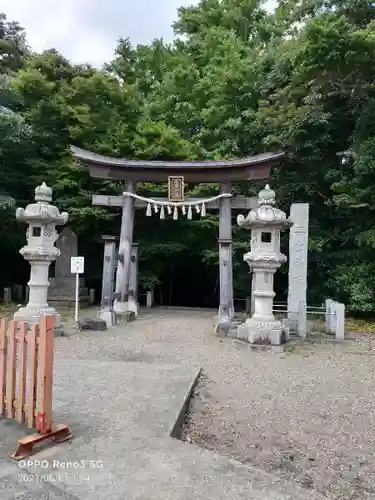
[0,301,95,323]
[345,318,375,334]
[0,302,18,318]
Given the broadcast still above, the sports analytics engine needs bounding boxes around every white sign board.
[70,256,84,274]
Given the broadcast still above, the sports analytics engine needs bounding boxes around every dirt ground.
[2,304,375,500]
[179,333,375,500]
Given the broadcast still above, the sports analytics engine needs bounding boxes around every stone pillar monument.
[14,182,68,326]
[48,227,89,304]
[287,203,309,322]
[237,185,292,346]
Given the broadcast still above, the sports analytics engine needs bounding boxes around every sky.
[1,0,200,67]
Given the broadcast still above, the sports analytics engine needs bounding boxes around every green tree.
[2,3,375,312]
[0,13,28,73]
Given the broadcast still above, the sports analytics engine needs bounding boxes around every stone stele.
[48,227,89,304]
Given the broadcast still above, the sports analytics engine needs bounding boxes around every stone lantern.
[14,182,68,326]
[236,185,292,345]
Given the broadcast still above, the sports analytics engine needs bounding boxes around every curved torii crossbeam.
[70,145,284,182]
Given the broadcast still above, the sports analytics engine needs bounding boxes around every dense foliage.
[1,1,375,312]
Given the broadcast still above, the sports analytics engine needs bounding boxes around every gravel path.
[56,308,375,500]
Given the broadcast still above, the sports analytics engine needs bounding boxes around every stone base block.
[78,319,107,331]
[54,326,67,337]
[214,315,234,336]
[283,318,312,338]
[14,306,61,328]
[98,309,116,328]
[237,318,289,346]
[114,300,138,318]
[125,311,136,322]
[127,298,139,317]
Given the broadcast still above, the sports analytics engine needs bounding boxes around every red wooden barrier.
[0,315,72,460]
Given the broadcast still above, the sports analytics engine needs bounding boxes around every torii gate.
[71,146,284,328]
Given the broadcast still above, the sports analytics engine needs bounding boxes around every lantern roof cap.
[258,184,276,205]
[35,182,52,203]
[237,185,292,229]
[15,182,68,225]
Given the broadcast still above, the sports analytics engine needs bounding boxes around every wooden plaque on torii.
[168,176,184,202]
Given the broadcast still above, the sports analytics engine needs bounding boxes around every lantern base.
[237,318,289,346]
[14,306,61,328]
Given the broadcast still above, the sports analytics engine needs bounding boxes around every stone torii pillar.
[217,181,234,327]
[114,181,136,314]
